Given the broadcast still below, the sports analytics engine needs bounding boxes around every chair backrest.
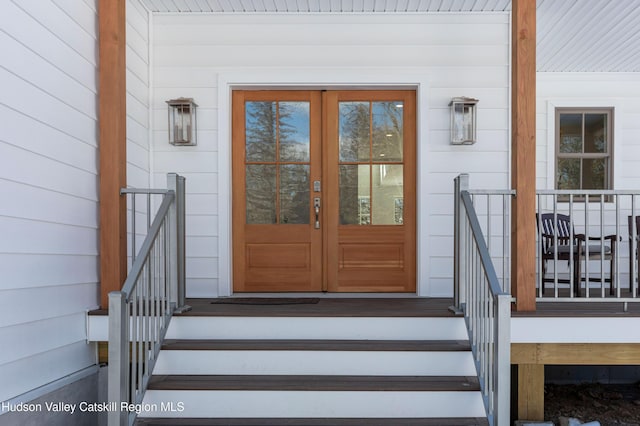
[628,215,640,240]
[536,213,575,252]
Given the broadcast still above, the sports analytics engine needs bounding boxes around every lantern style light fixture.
[449,97,478,145]
[167,97,198,146]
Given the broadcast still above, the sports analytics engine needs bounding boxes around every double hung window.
[555,108,613,190]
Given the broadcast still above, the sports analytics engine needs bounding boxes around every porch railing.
[452,174,511,426]
[537,190,640,306]
[108,173,189,426]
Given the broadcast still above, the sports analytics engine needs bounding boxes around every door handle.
[314,198,321,229]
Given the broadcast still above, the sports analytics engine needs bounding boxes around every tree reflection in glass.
[280,164,309,224]
[245,101,311,225]
[246,165,276,224]
[246,102,276,162]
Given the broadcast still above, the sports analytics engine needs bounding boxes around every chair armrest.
[588,234,619,242]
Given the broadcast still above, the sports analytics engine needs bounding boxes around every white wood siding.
[151,13,510,297]
[0,0,99,401]
[127,0,151,188]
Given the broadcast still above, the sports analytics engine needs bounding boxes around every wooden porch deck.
[89,296,640,318]
[177,297,457,317]
[181,297,640,317]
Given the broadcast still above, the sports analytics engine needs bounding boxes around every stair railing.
[108,173,190,426]
[452,174,511,426]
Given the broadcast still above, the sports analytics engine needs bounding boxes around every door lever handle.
[314,198,321,229]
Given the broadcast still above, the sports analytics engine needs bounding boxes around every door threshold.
[225,293,422,299]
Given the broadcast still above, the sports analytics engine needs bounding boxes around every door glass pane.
[557,158,580,190]
[582,158,607,189]
[280,165,310,224]
[372,165,404,225]
[279,102,310,162]
[246,102,277,161]
[246,165,276,224]
[339,165,370,225]
[559,114,582,153]
[339,102,370,162]
[372,102,403,162]
[584,114,607,153]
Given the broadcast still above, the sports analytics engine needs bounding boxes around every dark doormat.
[210,297,320,305]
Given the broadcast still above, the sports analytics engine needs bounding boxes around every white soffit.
[140,0,640,72]
[139,0,513,13]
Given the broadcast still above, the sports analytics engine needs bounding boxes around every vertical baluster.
[569,195,575,298]
[553,194,559,297]
[138,266,145,402]
[616,195,621,298]
[503,193,508,293]
[536,193,542,298]
[633,196,637,298]
[131,194,136,264]
[600,194,605,297]
[130,282,138,404]
[585,194,590,298]
[150,235,157,364]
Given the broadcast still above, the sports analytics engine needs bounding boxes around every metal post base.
[174,305,192,314]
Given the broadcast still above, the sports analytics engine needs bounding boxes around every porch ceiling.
[139,0,640,73]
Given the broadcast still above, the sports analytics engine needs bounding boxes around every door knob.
[314,197,321,229]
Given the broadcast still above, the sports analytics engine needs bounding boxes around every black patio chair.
[628,215,640,292]
[537,213,617,296]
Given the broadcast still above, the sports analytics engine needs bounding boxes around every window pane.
[559,114,582,153]
[279,102,310,162]
[557,158,580,189]
[280,165,310,224]
[339,165,370,225]
[584,114,607,153]
[372,102,403,162]
[246,102,277,161]
[339,102,370,162]
[582,158,607,190]
[246,165,276,224]
[372,165,403,225]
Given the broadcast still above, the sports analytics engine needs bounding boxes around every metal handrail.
[453,174,510,426]
[108,173,189,426]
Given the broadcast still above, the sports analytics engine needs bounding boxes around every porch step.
[135,418,490,425]
[153,339,476,376]
[164,316,468,340]
[133,301,487,422]
[146,374,481,391]
[141,375,485,418]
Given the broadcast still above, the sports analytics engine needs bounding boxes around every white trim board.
[512,317,640,343]
[217,68,432,297]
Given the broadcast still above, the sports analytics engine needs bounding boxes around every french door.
[232,90,416,292]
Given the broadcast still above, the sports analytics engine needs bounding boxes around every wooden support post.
[518,364,545,421]
[98,0,127,308]
[511,0,537,311]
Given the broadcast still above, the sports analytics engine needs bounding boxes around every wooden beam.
[512,343,640,365]
[511,0,537,311]
[517,364,544,421]
[98,0,127,309]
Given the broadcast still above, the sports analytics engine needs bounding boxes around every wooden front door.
[232,90,416,292]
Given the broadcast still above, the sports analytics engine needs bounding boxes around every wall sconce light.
[167,97,198,146]
[449,97,478,145]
